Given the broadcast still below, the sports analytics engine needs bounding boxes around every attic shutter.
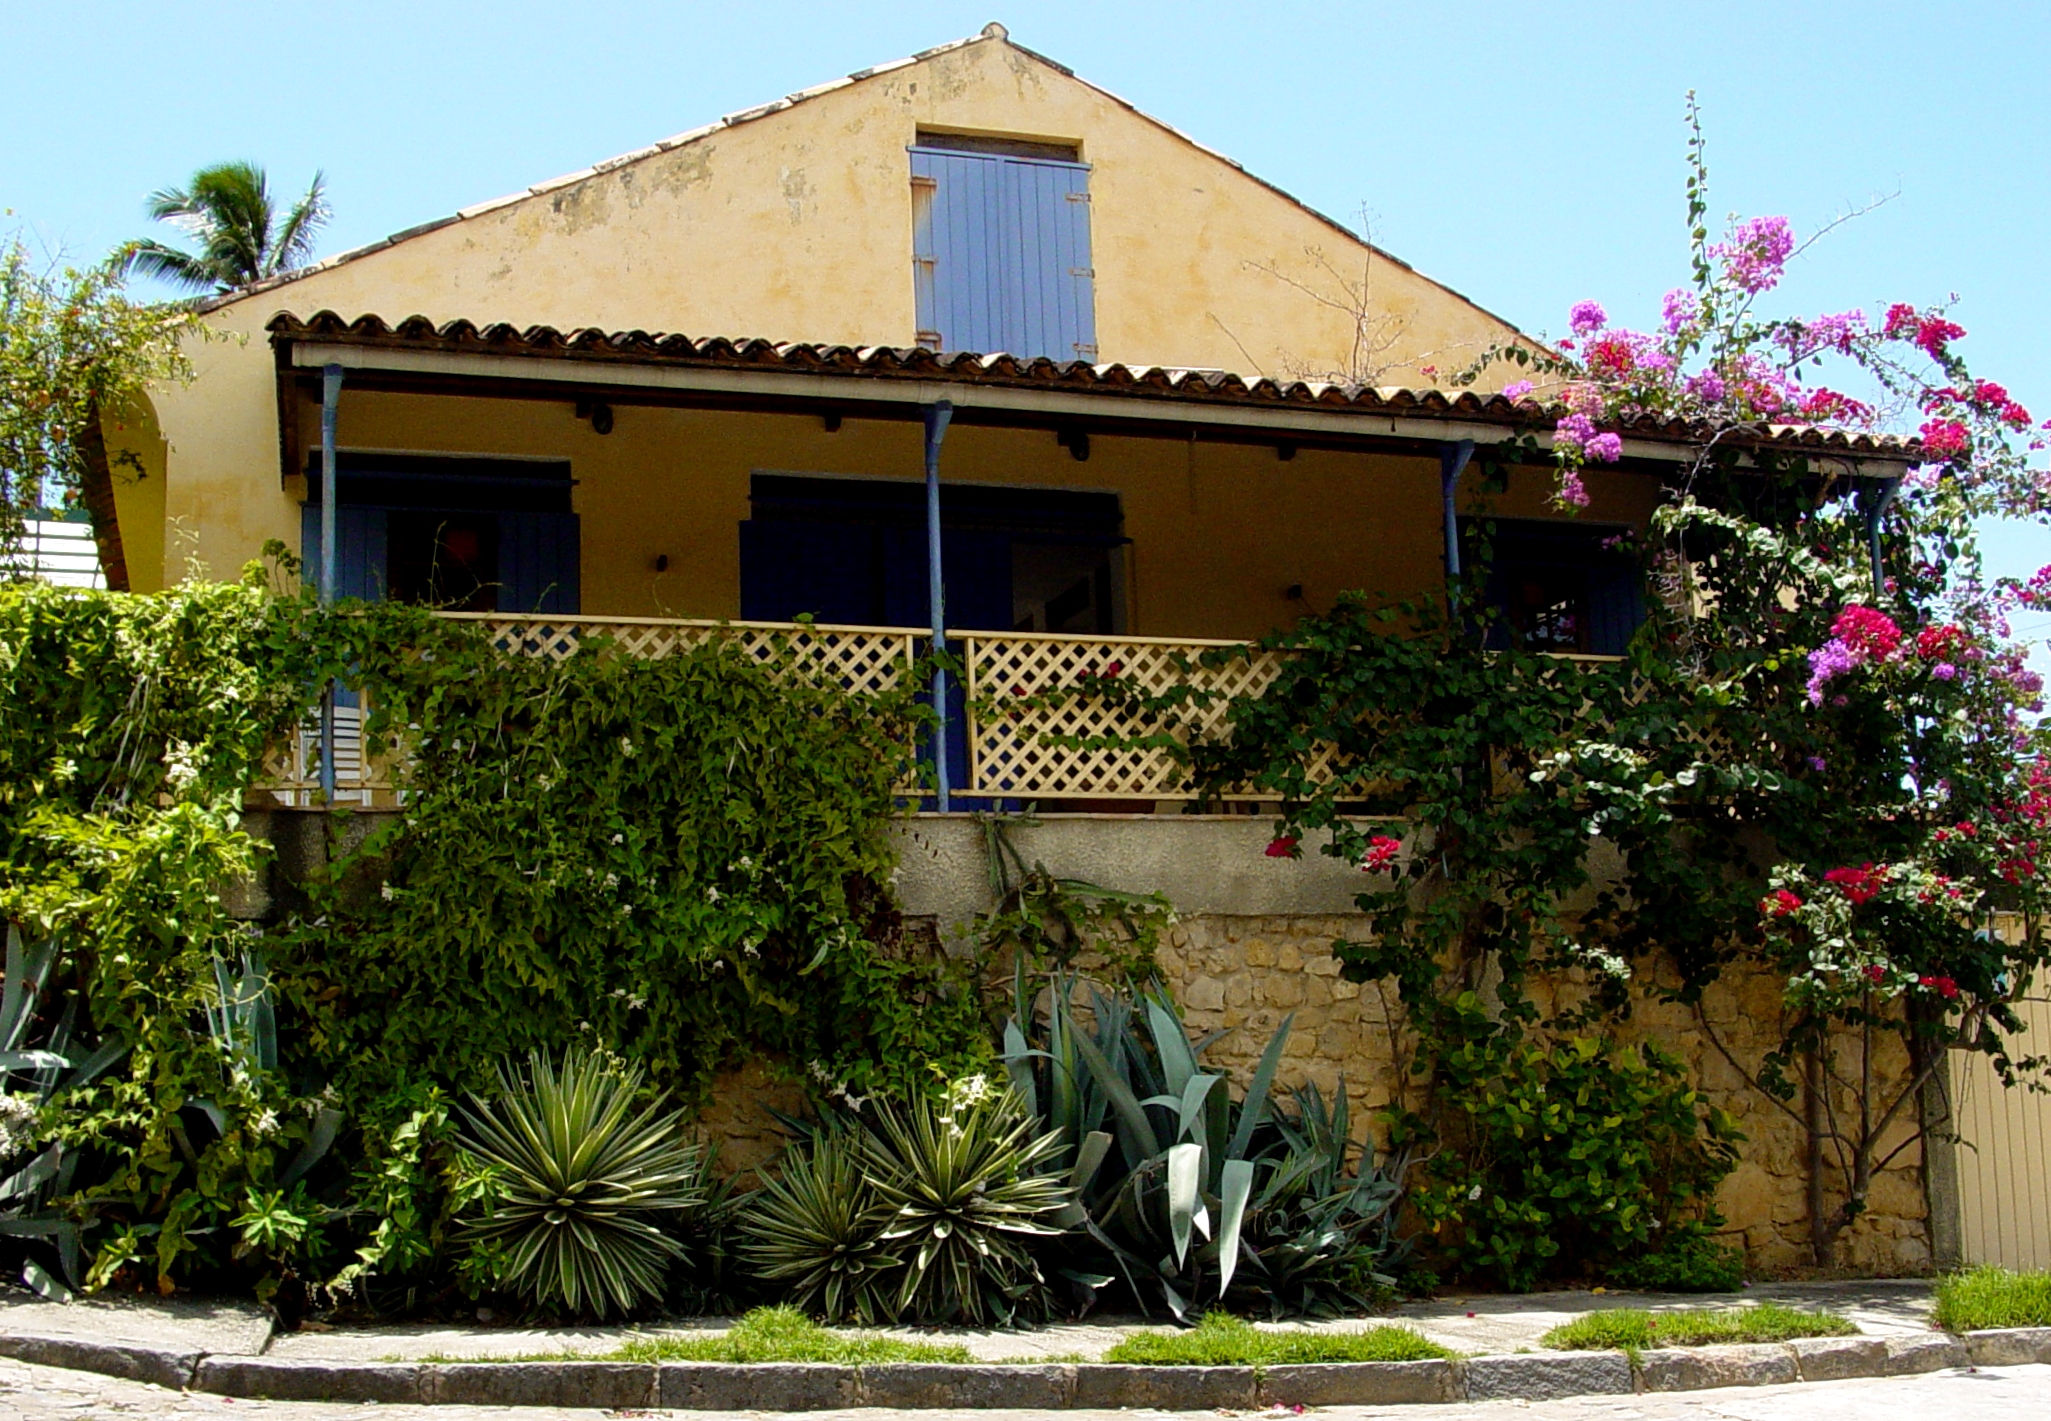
[911,148,1097,360]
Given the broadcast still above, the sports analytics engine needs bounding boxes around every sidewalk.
[0,1277,1939,1365]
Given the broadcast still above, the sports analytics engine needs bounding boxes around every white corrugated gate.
[1954,984,2051,1269]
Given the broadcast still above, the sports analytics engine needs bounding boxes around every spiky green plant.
[455,1048,703,1319]
[864,1081,1073,1325]
[738,1126,900,1324]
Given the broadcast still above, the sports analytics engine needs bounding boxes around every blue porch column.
[1439,438,1476,594]
[923,400,954,810]
[318,363,343,803]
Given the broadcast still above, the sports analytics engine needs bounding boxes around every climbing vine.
[0,562,989,1307]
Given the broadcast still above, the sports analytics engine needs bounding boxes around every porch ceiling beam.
[281,341,1916,481]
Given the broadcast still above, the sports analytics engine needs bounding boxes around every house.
[101,23,1913,806]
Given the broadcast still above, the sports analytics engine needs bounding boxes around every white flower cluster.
[164,740,203,792]
[0,1092,42,1158]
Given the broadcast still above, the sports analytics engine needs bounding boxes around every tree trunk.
[74,400,130,592]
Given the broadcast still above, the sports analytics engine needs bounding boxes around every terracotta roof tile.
[266,311,1922,461]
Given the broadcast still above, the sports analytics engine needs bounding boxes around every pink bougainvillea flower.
[1661,288,1700,335]
[1832,606,1904,660]
[1568,300,1608,337]
[1362,834,1403,871]
[1711,215,1794,294]
[1585,432,1623,463]
[1918,419,1970,458]
[1915,315,1966,358]
[1264,836,1299,858]
[1557,471,1591,508]
[1502,379,1535,402]
[1762,889,1804,918]
[1584,329,1642,375]
[1684,369,1727,404]
[1883,303,1920,340]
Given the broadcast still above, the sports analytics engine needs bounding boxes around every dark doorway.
[739,474,1124,632]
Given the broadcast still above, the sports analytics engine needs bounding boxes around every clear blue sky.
[3,0,2044,649]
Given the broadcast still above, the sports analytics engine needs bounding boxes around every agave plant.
[1002,969,1411,1319]
[737,1124,900,1324]
[456,1048,704,1319]
[1233,1081,1413,1317]
[0,922,128,1299]
[863,1080,1074,1325]
[1001,970,1289,1317]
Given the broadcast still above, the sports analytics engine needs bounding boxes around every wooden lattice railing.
[955,631,1303,800]
[255,616,1707,809]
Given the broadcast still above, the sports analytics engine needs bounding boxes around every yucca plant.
[456,1048,703,1319]
[864,1080,1074,1325]
[738,1125,900,1324]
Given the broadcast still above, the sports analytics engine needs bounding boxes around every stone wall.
[1148,913,1929,1276]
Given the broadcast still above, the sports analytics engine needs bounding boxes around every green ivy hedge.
[0,567,988,1306]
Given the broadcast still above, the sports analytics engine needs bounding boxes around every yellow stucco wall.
[100,396,168,592]
[310,388,1658,637]
[133,30,1541,593]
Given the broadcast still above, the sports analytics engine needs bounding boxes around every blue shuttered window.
[299,504,389,602]
[911,147,1096,360]
[300,454,579,616]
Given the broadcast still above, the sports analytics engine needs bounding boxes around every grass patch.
[1542,1302,1856,1352]
[1104,1312,1452,1366]
[608,1307,971,1364]
[419,1307,972,1366]
[1933,1266,2051,1332]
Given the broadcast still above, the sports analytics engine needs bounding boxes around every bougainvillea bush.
[1139,103,2050,1275]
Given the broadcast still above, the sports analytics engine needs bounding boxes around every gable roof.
[203,23,1517,342]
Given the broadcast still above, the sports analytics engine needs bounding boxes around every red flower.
[1918,419,1969,458]
[1916,623,1969,660]
[1919,974,1960,1000]
[1823,864,1885,905]
[1362,835,1403,871]
[1762,889,1804,918]
[1915,316,1966,358]
[1103,660,1124,677]
[1883,303,1919,340]
[1265,836,1299,858]
[1831,606,1904,660]
[1862,964,1887,984]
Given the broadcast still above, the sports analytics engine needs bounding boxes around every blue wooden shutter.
[911,149,1096,360]
[1586,565,1644,656]
[299,504,388,601]
[740,520,879,624]
[497,511,580,615]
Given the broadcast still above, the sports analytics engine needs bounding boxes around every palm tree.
[127,161,328,294]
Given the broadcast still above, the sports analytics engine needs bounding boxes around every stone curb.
[0,1326,2021,1408]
